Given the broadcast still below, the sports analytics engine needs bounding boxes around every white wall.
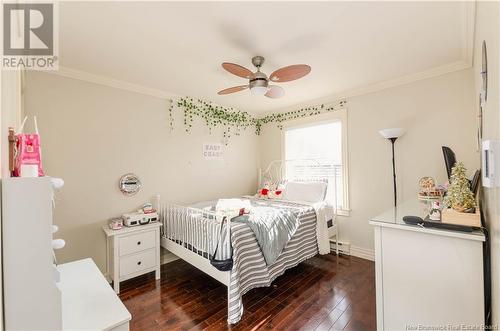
[474,1,500,326]
[23,71,259,272]
[1,71,22,178]
[260,69,478,256]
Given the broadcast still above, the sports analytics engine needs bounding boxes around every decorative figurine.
[429,201,442,221]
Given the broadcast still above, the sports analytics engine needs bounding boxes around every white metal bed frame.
[158,159,340,320]
[160,205,231,285]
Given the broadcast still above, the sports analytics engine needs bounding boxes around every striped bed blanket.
[163,198,319,324]
[228,200,318,323]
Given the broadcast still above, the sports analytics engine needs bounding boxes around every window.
[283,118,349,214]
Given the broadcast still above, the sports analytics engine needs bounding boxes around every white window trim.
[281,109,350,217]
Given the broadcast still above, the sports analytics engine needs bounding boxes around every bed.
[159,160,339,324]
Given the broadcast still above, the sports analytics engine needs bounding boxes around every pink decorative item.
[13,116,44,177]
[109,218,123,230]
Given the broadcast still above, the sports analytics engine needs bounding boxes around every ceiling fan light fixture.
[250,85,269,96]
[218,56,311,99]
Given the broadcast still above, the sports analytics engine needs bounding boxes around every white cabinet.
[103,222,162,293]
[370,200,485,331]
[2,177,132,331]
[57,258,131,331]
[2,177,63,331]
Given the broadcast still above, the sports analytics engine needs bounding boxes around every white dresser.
[103,222,162,293]
[2,177,62,330]
[370,200,485,331]
[2,177,131,331]
[58,258,131,331]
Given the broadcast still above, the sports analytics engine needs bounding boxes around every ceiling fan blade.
[221,62,254,79]
[217,85,249,95]
[269,64,311,83]
[265,85,285,99]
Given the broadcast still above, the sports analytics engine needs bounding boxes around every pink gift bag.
[13,116,45,177]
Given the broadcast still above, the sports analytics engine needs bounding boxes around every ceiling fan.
[218,56,311,99]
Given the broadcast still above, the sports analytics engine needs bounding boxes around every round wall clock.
[119,173,142,196]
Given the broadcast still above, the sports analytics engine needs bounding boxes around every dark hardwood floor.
[119,254,376,331]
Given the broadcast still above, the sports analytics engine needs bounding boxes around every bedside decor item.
[119,173,141,196]
[108,218,123,230]
[13,116,45,177]
[443,162,476,213]
[441,208,481,228]
[122,211,158,227]
[419,177,435,190]
[418,177,444,200]
[429,201,442,221]
[142,203,155,214]
[379,128,406,206]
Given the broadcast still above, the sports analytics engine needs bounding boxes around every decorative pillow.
[283,181,328,203]
[257,181,276,198]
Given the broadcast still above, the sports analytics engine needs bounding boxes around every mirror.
[119,173,141,196]
[481,40,488,103]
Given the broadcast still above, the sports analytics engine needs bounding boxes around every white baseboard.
[350,245,375,261]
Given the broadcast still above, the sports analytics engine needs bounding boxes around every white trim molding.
[350,245,375,261]
[461,0,476,66]
[48,66,178,100]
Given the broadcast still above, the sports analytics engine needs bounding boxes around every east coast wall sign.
[203,143,223,160]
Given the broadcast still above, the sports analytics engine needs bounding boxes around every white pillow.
[283,181,328,203]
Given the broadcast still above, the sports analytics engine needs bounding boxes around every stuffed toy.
[268,189,283,199]
[257,181,284,199]
[258,182,272,198]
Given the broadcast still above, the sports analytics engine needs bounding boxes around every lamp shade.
[250,86,268,96]
[379,128,406,139]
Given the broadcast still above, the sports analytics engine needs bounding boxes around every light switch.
[482,140,500,188]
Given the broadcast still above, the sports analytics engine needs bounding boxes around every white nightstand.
[102,222,162,293]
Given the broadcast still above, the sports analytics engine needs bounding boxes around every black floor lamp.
[379,128,406,207]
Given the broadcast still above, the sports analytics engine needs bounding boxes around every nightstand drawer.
[119,230,156,256]
[120,249,156,277]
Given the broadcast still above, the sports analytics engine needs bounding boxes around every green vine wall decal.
[176,97,257,140]
[170,96,346,142]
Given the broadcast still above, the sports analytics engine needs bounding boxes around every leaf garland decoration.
[170,97,346,142]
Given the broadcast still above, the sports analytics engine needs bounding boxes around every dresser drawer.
[119,230,156,256]
[119,248,156,277]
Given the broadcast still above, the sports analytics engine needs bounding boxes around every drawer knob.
[137,261,142,265]
[137,241,141,245]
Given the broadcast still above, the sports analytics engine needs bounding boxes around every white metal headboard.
[258,159,321,186]
[258,159,341,207]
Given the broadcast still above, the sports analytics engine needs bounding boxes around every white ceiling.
[59,1,471,114]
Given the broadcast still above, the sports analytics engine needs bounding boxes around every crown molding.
[47,66,179,100]
[261,60,471,116]
[339,60,471,99]
[51,58,472,117]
